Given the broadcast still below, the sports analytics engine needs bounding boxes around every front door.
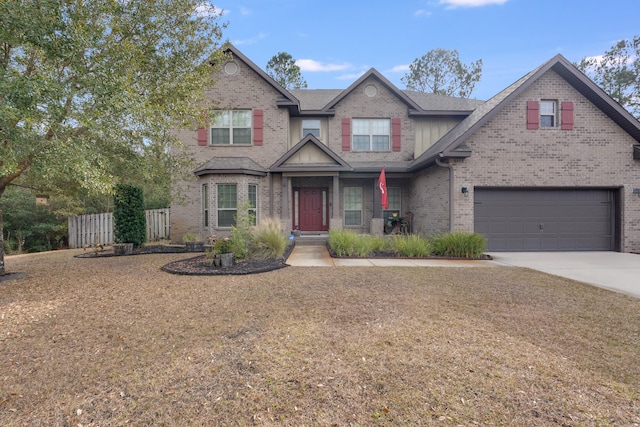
[294,187,328,231]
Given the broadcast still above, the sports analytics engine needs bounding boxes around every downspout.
[436,157,454,232]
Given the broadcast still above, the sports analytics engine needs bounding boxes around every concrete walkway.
[489,252,640,298]
[287,246,640,298]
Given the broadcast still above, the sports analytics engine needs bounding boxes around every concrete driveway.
[489,252,640,298]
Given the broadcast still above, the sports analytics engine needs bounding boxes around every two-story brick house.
[171,45,640,252]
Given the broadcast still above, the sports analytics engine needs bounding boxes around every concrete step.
[293,233,329,246]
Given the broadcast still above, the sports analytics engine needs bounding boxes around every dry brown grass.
[1,250,639,426]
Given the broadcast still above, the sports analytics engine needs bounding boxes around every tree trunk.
[0,206,5,275]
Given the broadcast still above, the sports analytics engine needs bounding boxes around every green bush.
[430,232,486,258]
[113,184,146,248]
[253,216,288,259]
[391,234,432,257]
[328,229,391,257]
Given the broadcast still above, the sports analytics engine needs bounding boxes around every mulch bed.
[75,243,294,275]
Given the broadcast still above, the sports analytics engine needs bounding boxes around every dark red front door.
[295,188,328,231]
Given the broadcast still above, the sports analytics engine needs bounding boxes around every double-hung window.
[302,119,321,138]
[344,187,363,226]
[202,183,209,227]
[248,184,257,226]
[211,110,252,145]
[540,100,556,128]
[352,119,390,151]
[217,184,237,227]
[383,187,401,219]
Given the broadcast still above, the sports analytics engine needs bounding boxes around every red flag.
[378,168,388,209]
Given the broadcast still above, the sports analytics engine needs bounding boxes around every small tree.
[576,36,640,118]
[266,52,308,89]
[113,185,146,248]
[402,49,482,98]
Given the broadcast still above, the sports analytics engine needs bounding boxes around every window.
[217,184,237,227]
[344,187,363,226]
[211,110,252,145]
[248,184,257,225]
[202,183,209,227]
[540,100,556,128]
[383,187,401,218]
[352,119,390,151]
[302,119,321,138]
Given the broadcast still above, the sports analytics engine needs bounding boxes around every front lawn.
[1,250,639,425]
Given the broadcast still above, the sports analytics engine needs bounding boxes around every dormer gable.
[270,134,352,172]
[219,44,301,113]
[321,68,422,113]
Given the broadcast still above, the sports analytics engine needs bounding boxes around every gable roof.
[270,134,352,172]
[222,44,301,112]
[322,68,423,113]
[194,157,267,176]
[410,54,640,172]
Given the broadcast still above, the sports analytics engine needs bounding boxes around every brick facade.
[171,46,640,252]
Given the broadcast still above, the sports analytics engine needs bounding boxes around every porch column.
[332,176,340,219]
[373,178,382,218]
[281,176,289,220]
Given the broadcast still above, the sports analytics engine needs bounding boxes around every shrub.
[391,234,432,257]
[328,229,390,257]
[431,232,486,258]
[328,229,357,257]
[113,184,146,248]
[253,216,288,259]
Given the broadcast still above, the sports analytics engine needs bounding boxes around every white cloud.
[389,64,410,73]
[414,9,432,16]
[240,7,251,15]
[440,0,507,8]
[232,33,268,46]
[195,3,225,17]
[296,59,352,72]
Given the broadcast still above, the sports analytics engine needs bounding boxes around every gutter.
[436,157,454,232]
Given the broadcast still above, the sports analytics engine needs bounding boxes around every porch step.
[293,233,329,246]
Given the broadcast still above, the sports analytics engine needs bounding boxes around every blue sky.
[215,0,639,100]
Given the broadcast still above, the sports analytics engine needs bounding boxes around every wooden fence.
[68,208,170,248]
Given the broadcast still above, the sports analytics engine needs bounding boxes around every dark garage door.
[474,189,615,251]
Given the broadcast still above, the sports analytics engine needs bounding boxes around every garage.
[474,189,616,251]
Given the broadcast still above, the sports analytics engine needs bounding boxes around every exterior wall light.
[461,187,468,194]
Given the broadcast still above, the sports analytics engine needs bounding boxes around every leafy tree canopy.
[0,0,227,273]
[401,48,482,98]
[266,52,308,89]
[576,36,640,118]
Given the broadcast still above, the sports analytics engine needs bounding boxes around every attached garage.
[474,189,617,251]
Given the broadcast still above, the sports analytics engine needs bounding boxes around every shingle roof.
[410,54,640,171]
[194,157,267,176]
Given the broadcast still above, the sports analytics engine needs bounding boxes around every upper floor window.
[540,100,556,128]
[352,119,390,151]
[211,110,252,145]
[302,119,321,138]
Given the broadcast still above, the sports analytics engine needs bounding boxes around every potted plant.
[207,237,234,267]
[183,233,204,252]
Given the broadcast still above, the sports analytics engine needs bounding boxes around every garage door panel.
[475,189,614,252]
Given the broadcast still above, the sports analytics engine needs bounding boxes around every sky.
[212,0,639,101]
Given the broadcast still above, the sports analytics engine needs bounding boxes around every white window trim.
[344,187,363,226]
[540,100,557,128]
[352,118,390,152]
[217,183,237,228]
[210,110,252,145]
